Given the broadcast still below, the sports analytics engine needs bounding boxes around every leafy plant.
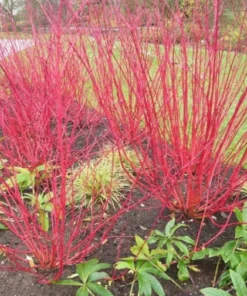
[201,270,247,296]
[53,259,113,296]
[1,163,57,192]
[116,235,170,296]
[192,202,247,289]
[22,191,53,232]
[148,218,197,281]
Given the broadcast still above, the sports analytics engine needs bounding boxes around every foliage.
[22,191,53,232]
[192,202,247,290]
[148,218,197,281]
[53,259,113,296]
[201,270,247,296]
[1,163,57,192]
[116,235,169,296]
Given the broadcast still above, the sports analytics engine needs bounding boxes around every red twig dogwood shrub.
[0,1,143,282]
[85,1,247,218]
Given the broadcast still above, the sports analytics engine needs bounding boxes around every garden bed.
[0,198,236,296]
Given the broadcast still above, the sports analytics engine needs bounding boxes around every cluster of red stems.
[0,0,246,283]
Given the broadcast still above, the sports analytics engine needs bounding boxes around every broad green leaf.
[38,211,49,232]
[16,172,33,186]
[166,242,174,267]
[209,249,222,258]
[76,259,99,283]
[165,219,175,236]
[0,223,7,230]
[152,230,166,238]
[200,287,231,296]
[176,236,195,245]
[87,282,113,296]
[235,208,243,223]
[131,235,149,257]
[138,273,152,296]
[36,164,46,172]
[239,252,247,263]
[53,279,83,286]
[150,249,167,258]
[236,262,247,278]
[115,260,135,271]
[42,202,53,212]
[169,224,187,237]
[143,267,171,280]
[241,203,247,223]
[230,269,247,296]
[91,263,111,273]
[89,272,110,282]
[221,241,237,263]
[147,236,159,244]
[228,253,241,269]
[145,273,166,296]
[178,261,190,282]
[76,286,89,296]
[192,248,210,260]
[173,240,189,256]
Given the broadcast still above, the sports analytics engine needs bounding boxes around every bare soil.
[0,198,236,296]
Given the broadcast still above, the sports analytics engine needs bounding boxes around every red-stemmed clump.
[86,1,247,219]
[0,1,142,282]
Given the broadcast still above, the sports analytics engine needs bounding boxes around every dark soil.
[0,196,236,296]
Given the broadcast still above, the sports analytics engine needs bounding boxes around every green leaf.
[200,287,231,296]
[142,266,170,280]
[230,269,247,296]
[166,242,174,267]
[208,248,222,258]
[0,223,8,230]
[176,236,195,245]
[236,261,247,278]
[41,202,53,212]
[115,260,135,271]
[131,235,150,257]
[91,263,111,273]
[241,203,247,223]
[76,259,99,283]
[76,286,89,296]
[169,224,187,237]
[173,240,189,256]
[221,241,237,263]
[192,248,210,260]
[89,272,110,282]
[178,261,190,282]
[87,282,113,296]
[38,211,49,232]
[53,279,83,286]
[138,273,152,296]
[235,208,243,223]
[165,219,175,236]
[145,273,166,296]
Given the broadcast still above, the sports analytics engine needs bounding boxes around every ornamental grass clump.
[66,144,142,209]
